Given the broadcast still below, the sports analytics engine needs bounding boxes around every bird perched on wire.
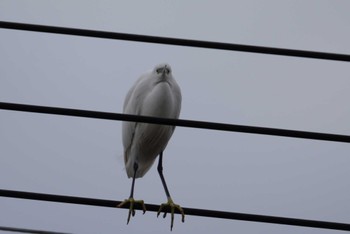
[118,63,185,230]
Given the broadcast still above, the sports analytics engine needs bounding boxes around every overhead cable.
[0,21,349,62]
[1,189,350,232]
[0,226,71,234]
[1,102,350,143]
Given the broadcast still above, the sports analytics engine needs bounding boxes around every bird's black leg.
[117,162,146,224]
[157,152,185,231]
[129,162,138,198]
[157,152,172,198]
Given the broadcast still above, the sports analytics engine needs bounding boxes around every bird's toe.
[157,198,185,231]
[117,198,146,224]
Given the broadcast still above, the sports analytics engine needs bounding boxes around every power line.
[1,189,350,232]
[1,21,350,62]
[1,101,350,143]
[0,226,71,234]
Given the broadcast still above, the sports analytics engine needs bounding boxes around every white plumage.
[122,63,182,178]
[118,63,185,230]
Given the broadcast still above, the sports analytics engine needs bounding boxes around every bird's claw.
[117,198,146,224]
[157,198,185,231]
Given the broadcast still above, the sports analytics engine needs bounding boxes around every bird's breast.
[141,81,177,118]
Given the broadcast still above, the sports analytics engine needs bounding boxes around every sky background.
[1,1,350,233]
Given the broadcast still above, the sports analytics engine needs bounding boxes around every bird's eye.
[156,68,162,74]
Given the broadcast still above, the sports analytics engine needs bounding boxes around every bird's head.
[154,63,172,78]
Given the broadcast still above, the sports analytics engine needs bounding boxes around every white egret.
[118,63,185,230]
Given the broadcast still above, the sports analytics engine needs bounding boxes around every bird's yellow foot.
[157,197,185,231]
[117,198,146,224]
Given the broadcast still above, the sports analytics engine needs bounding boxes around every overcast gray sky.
[1,1,350,233]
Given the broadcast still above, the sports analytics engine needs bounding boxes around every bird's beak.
[162,66,167,75]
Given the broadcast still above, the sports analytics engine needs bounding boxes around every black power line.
[0,226,71,234]
[1,101,350,143]
[1,189,350,232]
[0,21,350,62]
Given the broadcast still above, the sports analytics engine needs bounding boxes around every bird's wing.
[122,75,149,165]
[170,78,182,131]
